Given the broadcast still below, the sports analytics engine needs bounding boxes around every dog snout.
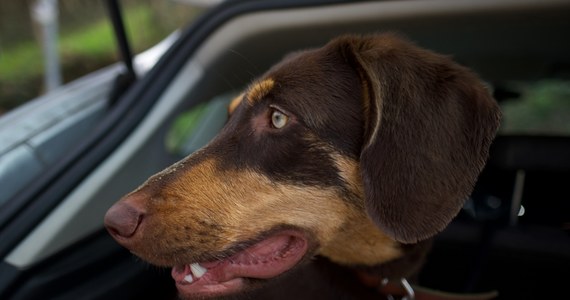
[104,195,146,239]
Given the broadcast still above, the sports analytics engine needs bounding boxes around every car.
[0,0,569,299]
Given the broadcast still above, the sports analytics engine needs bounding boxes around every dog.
[104,33,501,299]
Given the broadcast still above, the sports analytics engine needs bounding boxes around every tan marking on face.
[246,79,275,105]
[331,154,365,200]
[135,155,401,267]
[136,158,351,265]
[317,154,401,265]
[319,212,402,265]
[228,93,244,115]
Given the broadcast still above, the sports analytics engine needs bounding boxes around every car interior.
[0,0,568,299]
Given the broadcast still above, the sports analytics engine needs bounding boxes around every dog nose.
[104,199,145,239]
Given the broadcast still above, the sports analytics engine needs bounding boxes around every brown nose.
[104,199,145,239]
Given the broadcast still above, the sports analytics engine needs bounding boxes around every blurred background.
[1,0,569,134]
[0,0,203,115]
[0,1,568,299]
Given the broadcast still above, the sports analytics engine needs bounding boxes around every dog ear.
[334,34,501,243]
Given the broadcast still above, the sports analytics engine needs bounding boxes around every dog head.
[104,34,501,298]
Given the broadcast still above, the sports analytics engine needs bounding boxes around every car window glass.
[0,0,203,113]
[498,79,570,136]
[166,93,235,158]
[0,0,205,207]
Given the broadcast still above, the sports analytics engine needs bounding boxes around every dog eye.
[271,110,289,129]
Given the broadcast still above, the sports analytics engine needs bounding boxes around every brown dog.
[104,33,501,299]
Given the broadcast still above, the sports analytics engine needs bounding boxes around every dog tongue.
[171,231,308,298]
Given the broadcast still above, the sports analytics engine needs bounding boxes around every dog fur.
[104,33,501,299]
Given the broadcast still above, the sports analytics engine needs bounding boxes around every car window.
[0,0,203,113]
[498,79,570,136]
[166,93,235,157]
[0,1,205,207]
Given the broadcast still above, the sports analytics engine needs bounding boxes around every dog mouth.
[170,230,309,298]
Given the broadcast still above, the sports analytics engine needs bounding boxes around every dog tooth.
[190,263,207,278]
[184,273,194,283]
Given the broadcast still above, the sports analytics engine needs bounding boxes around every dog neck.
[318,204,433,281]
[354,239,433,280]
[322,154,432,278]
[319,209,406,267]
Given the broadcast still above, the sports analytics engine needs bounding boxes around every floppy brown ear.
[335,34,501,243]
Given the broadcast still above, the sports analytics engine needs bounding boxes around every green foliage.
[0,4,159,80]
[501,80,570,136]
[0,2,200,112]
[166,103,209,153]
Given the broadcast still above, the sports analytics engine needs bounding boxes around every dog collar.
[355,270,498,300]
